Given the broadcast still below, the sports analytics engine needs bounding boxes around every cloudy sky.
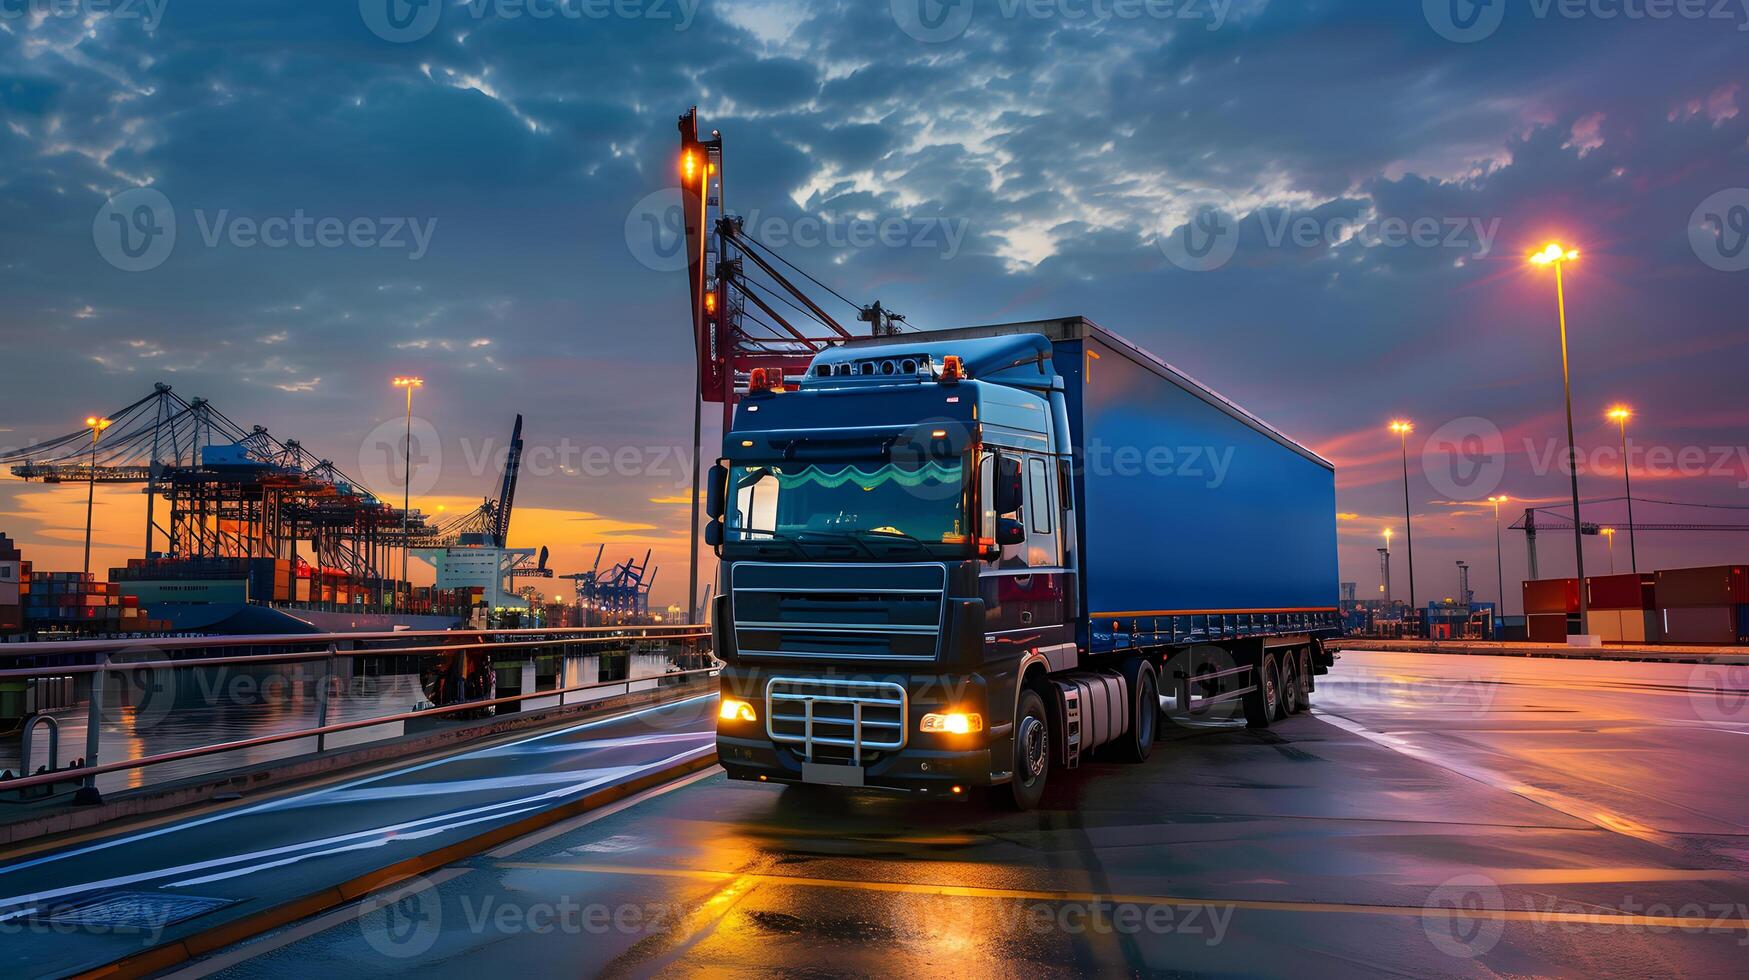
[1,0,1746,611]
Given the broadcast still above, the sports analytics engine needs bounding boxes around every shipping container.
[1655,565,1749,608]
[1524,578,1580,615]
[1661,605,1738,645]
[1527,612,1570,643]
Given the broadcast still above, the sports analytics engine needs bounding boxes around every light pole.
[1390,420,1418,633]
[1488,495,1508,622]
[393,377,424,615]
[1606,405,1638,573]
[82,416,112,577]
[1601,527,1617,575]
[1529,242,1589,638]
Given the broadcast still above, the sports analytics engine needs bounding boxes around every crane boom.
[492,414,524,548]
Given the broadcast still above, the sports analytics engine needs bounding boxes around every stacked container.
[1585,573,1660,643]
[1523,577,1579,642]
[1654,565,1749,645]
[0,533,28,634]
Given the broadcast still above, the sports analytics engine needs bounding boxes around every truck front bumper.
[717,734,994,796]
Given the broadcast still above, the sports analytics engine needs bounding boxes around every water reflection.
[2,641,705,795]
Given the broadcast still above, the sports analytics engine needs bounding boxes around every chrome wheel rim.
[1018,714,1048,783]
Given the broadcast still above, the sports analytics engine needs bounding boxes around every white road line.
[0,693,716,878]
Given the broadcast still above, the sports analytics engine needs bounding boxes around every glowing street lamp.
[82,416,112,577]
[1601,527,1617,575]
[393,377,425,614]
[1528,242,1590,638]
[1606,405,1638,572]
[1488,495,1508,622]
[1389,420,1418,629]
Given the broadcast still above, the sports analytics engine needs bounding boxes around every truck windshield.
[723,459,969,559]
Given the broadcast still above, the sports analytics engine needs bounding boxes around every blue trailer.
[705,316,1340,808]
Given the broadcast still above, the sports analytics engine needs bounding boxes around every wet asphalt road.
[0,690,720,979]
[180,651,1749,978]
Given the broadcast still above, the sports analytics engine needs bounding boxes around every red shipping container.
[1661,605,1739,645]
[1656,565,1749,608]
[1587,573,1653,611]
[1528,613,1570,643]
[1524,578,1580,614]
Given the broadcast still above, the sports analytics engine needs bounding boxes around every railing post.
[315,643,337,753]
[73,652,109,805]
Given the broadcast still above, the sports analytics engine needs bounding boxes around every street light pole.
[1602,527,1616,575]
[1530,243,1588,638]
[393,377,425,615]
[1608,406,1638,573]
[1391,420,1418,634]
[1489,495,1508,621]
[82,416,111,577]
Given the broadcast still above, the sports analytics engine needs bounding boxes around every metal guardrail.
[1,625,715,798]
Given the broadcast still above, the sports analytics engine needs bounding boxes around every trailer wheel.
[1295,649,1313,711]
[1115,663,1158,762]
[1001,688,1050,810]
[1278,657,1301,719]
[1243,653,1279,729]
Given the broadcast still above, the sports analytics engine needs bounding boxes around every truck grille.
[732,562,948,663]
[765,677,907,763]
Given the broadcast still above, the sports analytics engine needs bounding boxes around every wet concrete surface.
[0,692,720,978]
[188,651,1749,978]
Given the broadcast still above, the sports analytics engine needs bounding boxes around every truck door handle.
[1021,611,1033,625]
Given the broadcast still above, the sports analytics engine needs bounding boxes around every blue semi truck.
[705,317,1340,808]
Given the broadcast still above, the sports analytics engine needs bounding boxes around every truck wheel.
[1278,658,1301,719]
[1002,688,1050,810]
[1115,664,1158,762]
[1295,649,1313,711]
[1243,653,1279,729]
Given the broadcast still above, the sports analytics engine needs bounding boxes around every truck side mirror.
[993,454,1023,515]
[996,517,1025,547]
[704,521,723,547]
[705,463,727,520]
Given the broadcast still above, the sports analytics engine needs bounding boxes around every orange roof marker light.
[939,355,965,383]
[750,367,786,393]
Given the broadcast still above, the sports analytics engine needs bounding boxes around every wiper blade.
[794,529,880,557]
[856,528,929,552]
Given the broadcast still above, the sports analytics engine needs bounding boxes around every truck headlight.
[719,697,757,723]
[920,711,983,735]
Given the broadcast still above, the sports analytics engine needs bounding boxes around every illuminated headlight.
[719,697,757,723]
[920,711,983,735]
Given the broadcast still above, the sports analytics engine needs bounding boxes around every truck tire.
[1278,656,1301,719]
[1002,688,1051,810]
[1243,653,1279,729]
[1115,663,1158,762]
[1295,649,1313,711]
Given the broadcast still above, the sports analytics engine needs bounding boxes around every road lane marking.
[493,861,1749,932]
[0,748,713,911]
[1310,707,1678,847]
[0,694,716,876]
[159,867,478,979]
[487,767,720,858]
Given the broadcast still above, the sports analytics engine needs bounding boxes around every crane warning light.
[939,355,965,383]
[682,151,697,181]
[705,291,717,314]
